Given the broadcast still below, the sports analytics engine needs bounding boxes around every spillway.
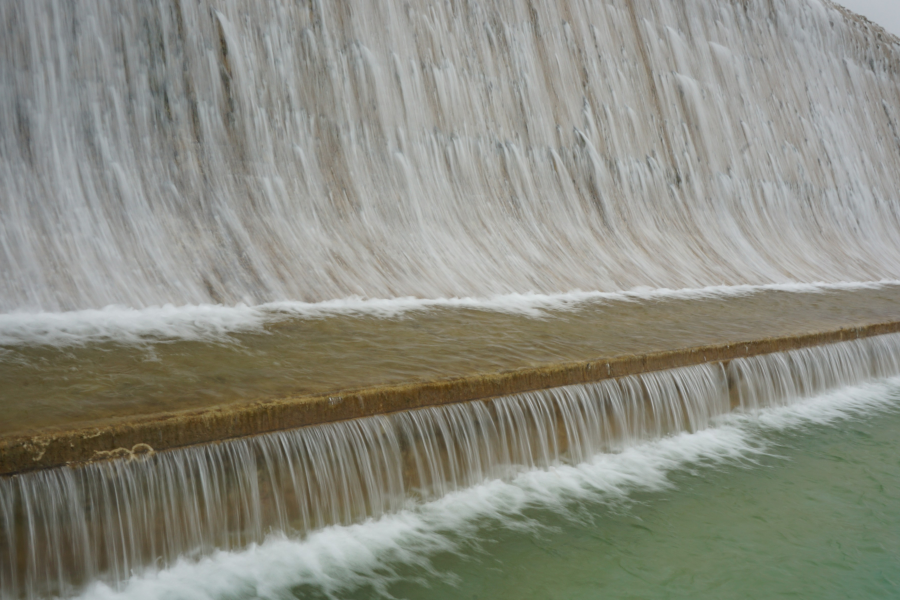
[4,334,900,598]
[2,0,900,311]
[3,0,900,598]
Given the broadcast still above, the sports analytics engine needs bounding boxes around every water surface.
[2,285,900,435]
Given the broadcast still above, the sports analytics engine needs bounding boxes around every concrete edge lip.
[1,322,897,476]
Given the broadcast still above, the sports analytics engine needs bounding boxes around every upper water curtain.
[2,0,900,312]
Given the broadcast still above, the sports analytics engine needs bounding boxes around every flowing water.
[66,376,900,600]
[3,0,900,597]
[3,333,900,598]
[2,0,900,312]
[151,378,898,600]
[2,283,900,436]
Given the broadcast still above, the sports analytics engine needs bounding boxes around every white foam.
[74,377,900,600]
[0,304,270,347]
[1,280,895,348]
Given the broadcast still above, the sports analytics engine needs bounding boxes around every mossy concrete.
[1,322,898,476]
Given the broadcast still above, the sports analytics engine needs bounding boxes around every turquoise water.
[382,402,900,600]
[82,380,900,600]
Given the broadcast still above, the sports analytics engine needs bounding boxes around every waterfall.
[2,0,900,312]
[3,333,900,599]
[3,0,900,597]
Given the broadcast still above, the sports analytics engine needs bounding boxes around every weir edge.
[2,321,898,476]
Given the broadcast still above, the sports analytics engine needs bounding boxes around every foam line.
[0,280,895,348]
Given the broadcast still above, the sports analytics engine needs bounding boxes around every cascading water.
[1,0,900,312]
[4,0,900,598]
[3,333,900,599]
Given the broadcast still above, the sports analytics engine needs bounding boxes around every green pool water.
[317,386,900,600]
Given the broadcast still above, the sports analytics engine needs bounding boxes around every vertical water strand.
[554,384,604,464]
[675,362,730,432]
[727,333,900,411]
[872,334,900,375]
[0,477,13,597]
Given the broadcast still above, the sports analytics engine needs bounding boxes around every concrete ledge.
[2,321,898,476]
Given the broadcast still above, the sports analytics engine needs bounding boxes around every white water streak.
[1,0,900,312]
